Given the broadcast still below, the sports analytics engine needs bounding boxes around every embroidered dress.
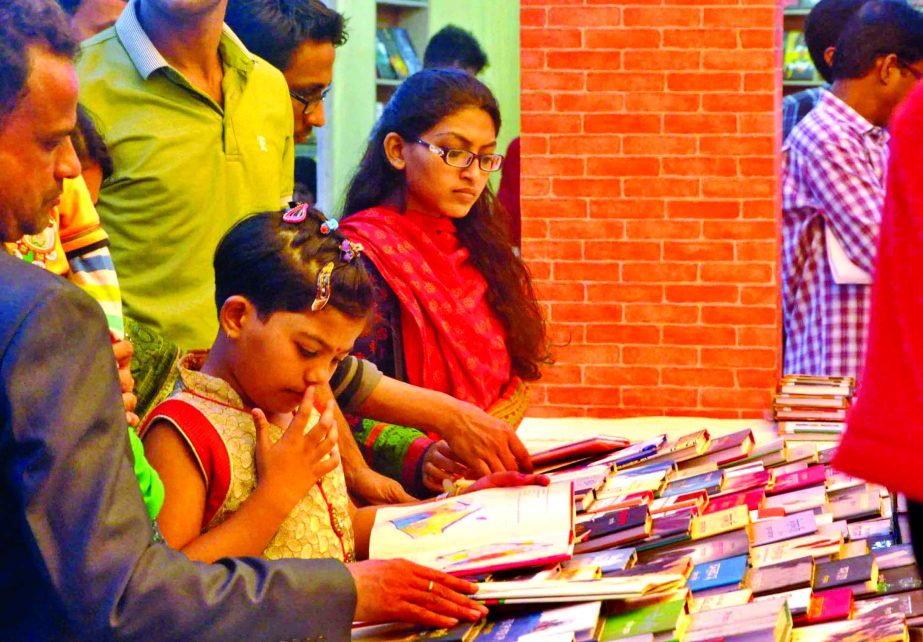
[143,353,355,562]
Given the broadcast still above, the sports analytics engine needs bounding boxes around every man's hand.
[440,400,533,478]
[348,465,416,505]
[350,559,487,628]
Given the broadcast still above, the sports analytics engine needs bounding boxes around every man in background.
[423,24,488,75]
[782,0,923,378]
[782,0,868,141]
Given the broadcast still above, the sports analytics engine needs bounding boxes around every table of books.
[353,382,920,642]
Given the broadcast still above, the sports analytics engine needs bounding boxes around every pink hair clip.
[320,218,339,235]
[340,239,364,262]
[283,203,309,224]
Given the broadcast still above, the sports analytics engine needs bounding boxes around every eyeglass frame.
[413,138,505,173]
[290,85,331,116]
[897,58,923,80]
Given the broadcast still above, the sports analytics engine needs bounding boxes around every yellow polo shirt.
[77,1,294,349]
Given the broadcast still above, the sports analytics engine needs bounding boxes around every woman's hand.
[439,400,533,477]
[111,339,140,426]
[252,386,340,516]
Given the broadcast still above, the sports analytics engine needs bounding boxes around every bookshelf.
[782,5,822,97]
[375,0,428,113]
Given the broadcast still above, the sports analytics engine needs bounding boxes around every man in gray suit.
[0,1,486,639]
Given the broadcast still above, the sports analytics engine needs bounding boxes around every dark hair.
[0,0,77,124]
[423,25,488,74]
[342,69,549,381]
[214,208,372,321]
[804,0,868,82]
[832,0,923,80]
[72,104,114,181]
[224,0,347,71]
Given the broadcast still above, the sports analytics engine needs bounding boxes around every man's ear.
[383,132,406,171]
[219,295,253,339]
[879,53,900,85]
[824,46,835,72]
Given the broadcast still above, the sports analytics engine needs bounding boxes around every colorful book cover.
[761,485,827,515]
[597,435,668,468]
[752,587,812,618]
[702,489,765,515]
[847,517,892,541]
[576,506,650,540]
[720,469,772,495]
[369,484,573,576]
[749,510,817,546]
[749,557,814,596]
[639,529,751,567]
[662,470,724,498]
[689,588,752,614]
[750,532,843,569]
[597,598,689,641]
[566,548,637,574]
[687,554,749,593]
[685,429,755,467]
[474,602,602,641]
[873,543,916,571]
[805,588,853,624]
[352,621,484,641]
[585,491,654,515]
[685,598,791,641]
[650,490,708,516]
[790,613,906,642]
[389,27,422,75]
[690,505,750,540]
[876,564,923,595]
[769,465,826,496]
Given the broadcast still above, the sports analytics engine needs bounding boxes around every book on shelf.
[373,30,398,80]
[389,27,422,75]
[783,31,819,82]
[368,483,573,576]
[376,27,409,79]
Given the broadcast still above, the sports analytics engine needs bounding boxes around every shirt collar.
[817,89,890,144]
[116,0,255,81]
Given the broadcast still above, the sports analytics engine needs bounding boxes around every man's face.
[71,0,127,41]
[283,39,335,143]
[0,46,81,242]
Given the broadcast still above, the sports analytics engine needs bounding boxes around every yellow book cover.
[690,505,750,540]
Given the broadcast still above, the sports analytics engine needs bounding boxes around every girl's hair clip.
[340,239,364,263]
[320,218,339,235]
[311,262,335,312]
[283,203,309,224]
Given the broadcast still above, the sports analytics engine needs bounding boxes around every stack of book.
[773,375,855,442]
[356,425,921,641]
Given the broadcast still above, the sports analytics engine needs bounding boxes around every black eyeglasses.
[290,86,331,115]
[414,139,504,172]
[898,59,923,80]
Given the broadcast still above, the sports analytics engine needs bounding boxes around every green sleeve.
[127,427,164,521]
[353,418,435,498]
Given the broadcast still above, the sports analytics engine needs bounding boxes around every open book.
[369,483,574,576]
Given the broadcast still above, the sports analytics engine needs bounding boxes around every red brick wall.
[521,0,782,419]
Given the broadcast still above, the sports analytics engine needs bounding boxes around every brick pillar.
[521,0,782,418]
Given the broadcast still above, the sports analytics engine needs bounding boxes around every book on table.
[368,483,573,576]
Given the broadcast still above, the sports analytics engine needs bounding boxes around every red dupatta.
[340,206,511,410]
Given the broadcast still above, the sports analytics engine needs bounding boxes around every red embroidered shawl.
[340,206,511,410]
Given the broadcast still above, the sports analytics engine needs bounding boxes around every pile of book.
[353,425,921,641]
[375,27,421,81]
[773,375,855,443]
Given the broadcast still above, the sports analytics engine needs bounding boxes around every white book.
[369,483,573,575]
[750,510,818,546]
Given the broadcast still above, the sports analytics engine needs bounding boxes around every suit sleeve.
[1,283,356,641]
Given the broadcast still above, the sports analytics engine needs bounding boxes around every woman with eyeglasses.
[339,69,550,496]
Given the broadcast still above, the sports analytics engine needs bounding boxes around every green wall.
[316,0,520,216]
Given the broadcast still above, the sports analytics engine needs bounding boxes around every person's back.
[76,0,294,349]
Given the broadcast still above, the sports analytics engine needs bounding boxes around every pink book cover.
[703,489,765,515]
[769,465,826,496]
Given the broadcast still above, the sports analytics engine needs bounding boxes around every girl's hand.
[252,386,340,515]
[460,471,550,495]
[422,441,469,493]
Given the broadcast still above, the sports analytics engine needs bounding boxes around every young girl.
[339,69,549,493]
[141,207,543,564]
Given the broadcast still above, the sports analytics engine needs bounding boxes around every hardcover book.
[689,588,752,614]
[531,436,630,469]
[576,506,650,541]
[472,602,601,642]
[768,466,826,496]
[689,505,750,540]
[596,597,690,642]
[750,531,843,568]
[804,588,853,624]
[473,575,687,605]
[684,598,791,642]
[687,554,749,593]
[661,470,724,498]
[683,429,755,468]
[565,548,638,575]
[761,485,828,515]
[702,489,765,515]
[789,613,906,642]
[753,587,812,618]
[369,484,574,576]
[749,510,818,546]
[748,557,814,596]
[353,621,483,642]
[639,529,751,567]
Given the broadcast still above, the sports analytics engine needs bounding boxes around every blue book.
[568,547,637,573]
[600,434,667,467]
[687,554,749,593]
[474,603,602,641]
[661,470,724,497]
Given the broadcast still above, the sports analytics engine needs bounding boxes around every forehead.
[423,106,497,145]
[283,40,335,90]
[8,47,78,134]
[269,306,367,351]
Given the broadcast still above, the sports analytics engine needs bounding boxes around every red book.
[531,436,630,468]
[769,465,827,496]
[804,588,854,624]
[703,489,765,515]
[721,470,772,495]
[585,490,653,514]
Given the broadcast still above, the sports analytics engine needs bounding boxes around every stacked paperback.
[773,375,855,443]
[355,423,921,641]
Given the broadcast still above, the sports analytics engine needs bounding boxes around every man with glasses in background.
[782,0,923,379]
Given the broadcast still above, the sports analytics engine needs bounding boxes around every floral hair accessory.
[320,218,339,234]
[282,203,309,224]
[311,262,335,312]
[340,239,364,263]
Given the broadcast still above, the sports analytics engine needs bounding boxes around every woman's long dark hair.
[342,69,549,380]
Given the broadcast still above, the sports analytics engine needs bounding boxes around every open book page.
[369,483,574,575]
